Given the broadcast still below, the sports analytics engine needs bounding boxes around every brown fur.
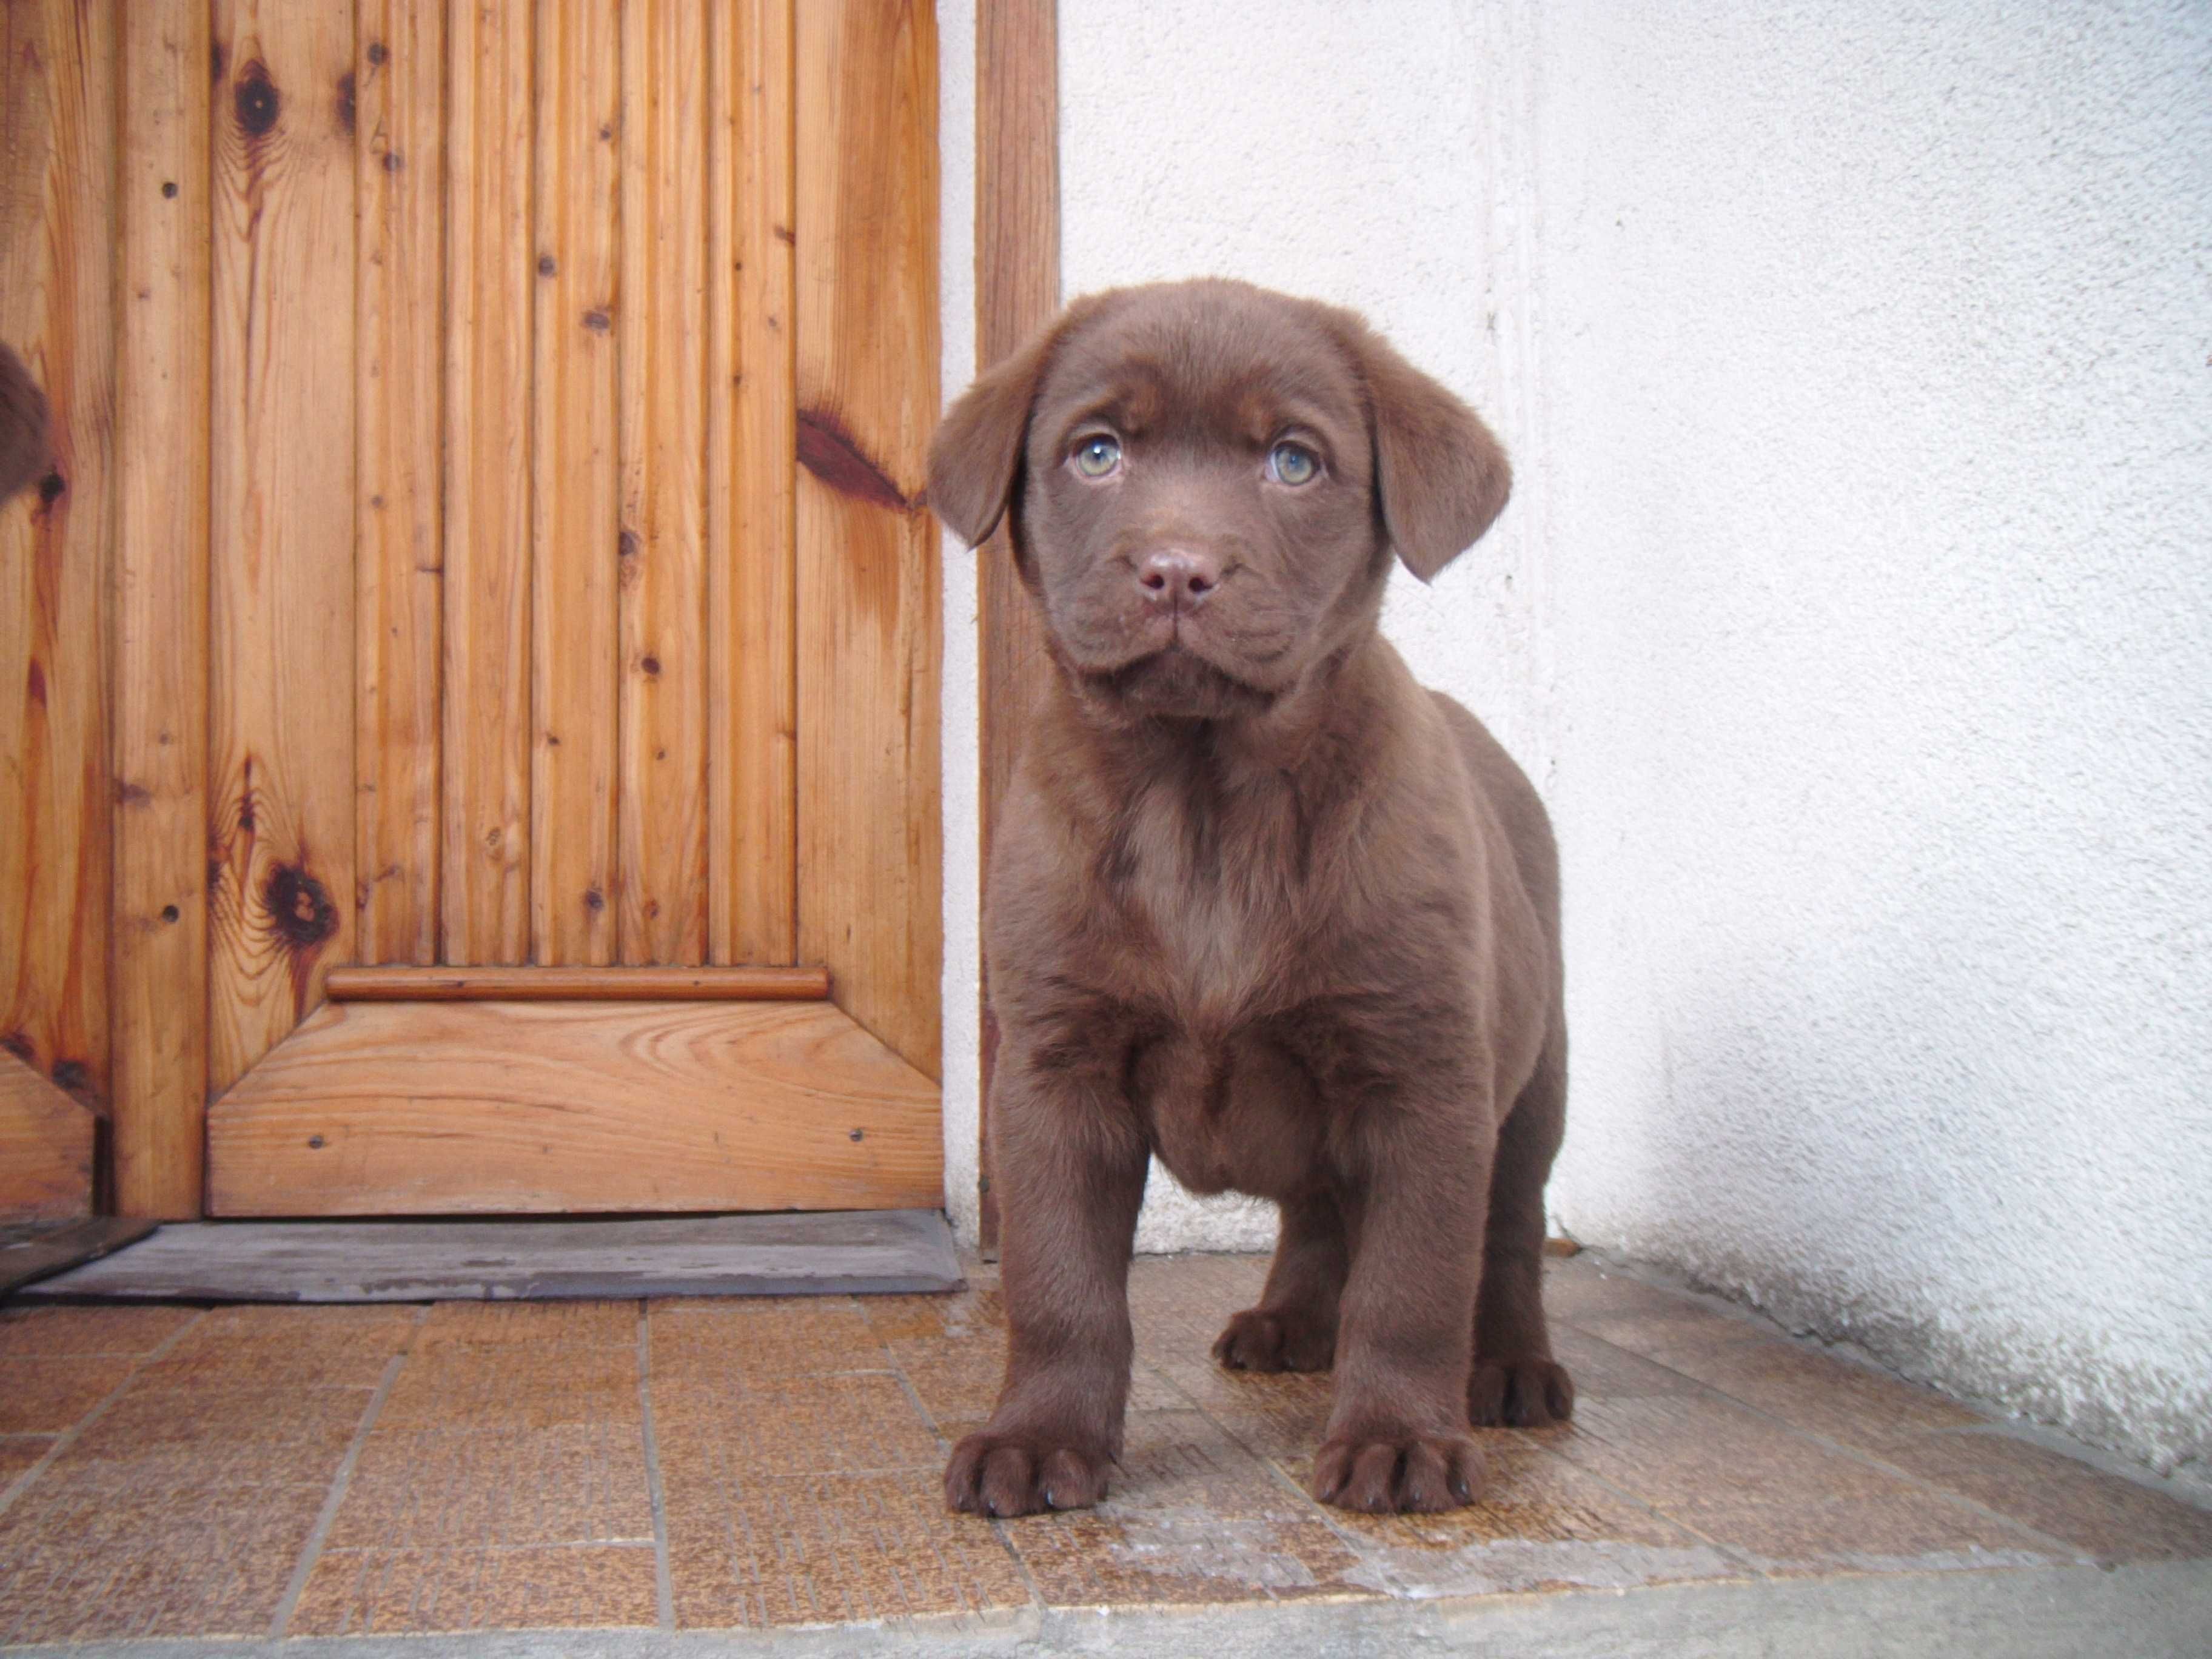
[0,343,49,506]
[931,280,1571,1518]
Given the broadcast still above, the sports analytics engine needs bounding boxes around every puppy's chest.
[1102,782,1318,1022]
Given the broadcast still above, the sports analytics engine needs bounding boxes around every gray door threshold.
[12,1209,960,1302]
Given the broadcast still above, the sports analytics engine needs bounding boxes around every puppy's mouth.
[1087,642,1277,720]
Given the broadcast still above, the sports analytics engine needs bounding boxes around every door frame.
[971,0,1060,1253]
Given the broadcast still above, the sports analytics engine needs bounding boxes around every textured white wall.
[940,1,2212,1483]
[1526,1,2212,1487]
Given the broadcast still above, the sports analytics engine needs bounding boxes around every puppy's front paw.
[1212,1307,1335,1373]
[1310,1431,1485,1513]
[1468,1356,1575,1427]
[944,1430,1112,1517]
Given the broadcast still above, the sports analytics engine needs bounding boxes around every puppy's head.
[930,280,1509,720]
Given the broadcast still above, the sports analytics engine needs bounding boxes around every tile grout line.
[1138,1354,1399,1605]
[881,1319,1048,1618]
[637,1300,676,1632]
[0,1309,209,1520]
[266,1304,431,1640]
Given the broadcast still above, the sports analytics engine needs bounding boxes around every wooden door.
[0,0,941,1219]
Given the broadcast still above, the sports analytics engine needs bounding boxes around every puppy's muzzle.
[1136,548,1219,614]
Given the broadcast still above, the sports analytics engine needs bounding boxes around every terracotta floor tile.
[1547,1326,1704,1403]
[0,1479,327,1643]
[654,1373,941,1478]
[665,1471,1030,1628]
[1552,1395,1917,1510]
[289,1544,660,1636]
[1127,1255,1270,1367]
[1286,1439,1743,1598]
[854,1286,1004,1344]
[0,1435,53,1489]
[1540,1261,1693,1324]
[1672,1490,2071,1575]
[886,1339,1005,1430]
[0,1354,132,1433]
[378,1343,639,1432]
[1664,1337,1987,1448]
[69,1382,373,1463]
[327,1425,653,1548]
[1154,1362,1335,1461]
[141,1306,415,1389]
[1567,1304,1774,1364]
[1875,1430,2212,1563]
[648,1299,891,1385]
[418,1300,640,1349]
[0,1305,199,1357]
[1000,1410,1362,1607]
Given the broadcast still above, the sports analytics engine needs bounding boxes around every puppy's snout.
[1136,548,1219,609]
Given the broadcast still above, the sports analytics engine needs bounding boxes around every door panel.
[0,0,941,1219]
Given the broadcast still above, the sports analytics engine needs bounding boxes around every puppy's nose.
[1136,548,1219,609]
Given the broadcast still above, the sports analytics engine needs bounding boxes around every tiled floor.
[1,1252,2208,1646]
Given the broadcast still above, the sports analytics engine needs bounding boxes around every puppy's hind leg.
[1214,1188,1348,1372]
[1468,1030,1575,1427]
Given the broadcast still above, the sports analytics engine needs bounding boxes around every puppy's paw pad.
[1468,1356,1576,1427]
[1311,1431,1485,1513]
[944,1432,1111,1518]
[1212,1307,1335,1373]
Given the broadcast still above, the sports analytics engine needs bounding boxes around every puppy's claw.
[1213,1307,1336,1373]
[1310,1432,1485,1514]
[1468,1356,1577,1428]
[945,1432,1111,1518]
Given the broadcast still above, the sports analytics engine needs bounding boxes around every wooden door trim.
[327,965,831,1002]
[973,0,1060,1253]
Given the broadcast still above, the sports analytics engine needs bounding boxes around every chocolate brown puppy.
[930,279,1572,1518]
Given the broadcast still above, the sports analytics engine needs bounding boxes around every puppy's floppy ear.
[927,324,1061,548]
[1339,318,1511,583]
[0,342,50,507]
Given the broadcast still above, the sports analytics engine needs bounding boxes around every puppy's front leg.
[945,1048,1149,1517]
[1315,1083,1490,1514]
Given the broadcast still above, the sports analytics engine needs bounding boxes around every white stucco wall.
[939,1,2212,1484]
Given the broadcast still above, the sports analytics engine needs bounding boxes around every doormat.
[13,1209,960,1302]
[0,1217,157,1296]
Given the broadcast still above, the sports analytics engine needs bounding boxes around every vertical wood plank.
[708,0,797,967]
[441,0,533,965]
[112,0,210,1216]
[532,0,622,967]
[209,0,358,1094]
[974,0,1060,1250]
[795,0,942,1077]
[0,0,116,1122]
[355,0,444,965]
[617,0,708,966]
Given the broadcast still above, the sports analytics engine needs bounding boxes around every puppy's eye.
[1073,435,1122,478]
[1267,442,1319,486]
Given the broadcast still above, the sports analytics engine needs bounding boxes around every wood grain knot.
[38,471,64,505]
[336,72,355,135]
[265,864,339,950]
[235,62,280,138]
[798,409,913,513]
